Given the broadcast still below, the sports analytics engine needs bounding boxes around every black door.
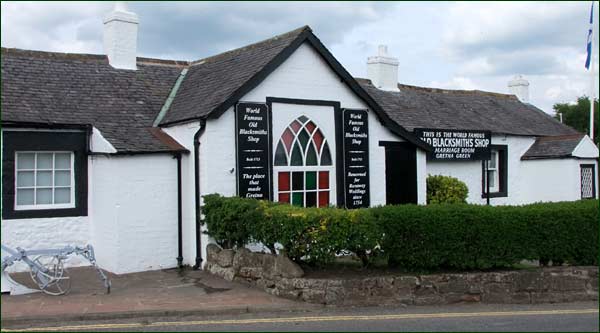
[383,142,417,205]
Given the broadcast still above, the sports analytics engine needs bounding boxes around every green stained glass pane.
[291,142,303,166]
[274,141,287,166]
[292,192,304,207]
[306,172,316,190]
[298,129,309,151]
[320,142,332,166]
[298,115,309,124]
[306,143,317,166]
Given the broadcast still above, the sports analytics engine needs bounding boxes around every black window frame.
[481,144,508,198]
[580,164,597,199]
[2,130,88,219]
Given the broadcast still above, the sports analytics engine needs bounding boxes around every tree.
[553,96,599,145]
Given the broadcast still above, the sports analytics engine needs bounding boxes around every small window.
[482,145,507,198]
[15,152,75,210]
[580,164,596,199]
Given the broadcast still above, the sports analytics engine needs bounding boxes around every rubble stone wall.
[206,245,598,306]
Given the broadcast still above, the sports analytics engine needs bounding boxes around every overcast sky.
[2,1,598,114]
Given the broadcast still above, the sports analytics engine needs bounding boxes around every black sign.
[414,128,491,160]
[343,109,370,209]
[235,102,271,199]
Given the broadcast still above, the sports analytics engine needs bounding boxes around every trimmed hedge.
[202,194,599,269]
[427,175,469,204]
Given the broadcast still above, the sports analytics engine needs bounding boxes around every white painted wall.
[162,121,206,268]
[90,154,179,274]
[573,135,599,158]
[1,216,91,272]
[427,134,598,204]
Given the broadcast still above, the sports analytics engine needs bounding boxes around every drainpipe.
[175,152,183,268]
[192,120,206,270]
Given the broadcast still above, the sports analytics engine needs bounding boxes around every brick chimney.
[103,2,139,70]
[367,45,400,92]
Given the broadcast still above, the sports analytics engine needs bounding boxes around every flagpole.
[590,2,597,141]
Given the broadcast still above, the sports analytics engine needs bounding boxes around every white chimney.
[367,45,400,92]
[507,75,530,103]
[103,2,139,70]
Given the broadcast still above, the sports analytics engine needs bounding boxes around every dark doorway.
[381,142,417,205]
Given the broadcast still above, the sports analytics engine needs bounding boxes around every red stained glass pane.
[279,193,290,203]
[313,129,324,154]
[318,191,329,207]
[305,121,316,134]
[282,128,294,153]
[278,172,290,191]
[319,171,329,189]
[290,121,302,133]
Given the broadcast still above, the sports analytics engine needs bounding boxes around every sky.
[1,1,598,114]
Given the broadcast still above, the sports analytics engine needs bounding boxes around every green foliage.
[553,96,599,145]
[202,194,599,269]
[427,175,469,204]
[201,194,261,249]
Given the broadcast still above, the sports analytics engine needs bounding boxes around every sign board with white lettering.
[342,109,370,209]
[414,128,491,160]
[235,102,271,199]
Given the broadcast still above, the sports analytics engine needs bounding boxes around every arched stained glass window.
[274,116,332,208]
[274,116,332,167]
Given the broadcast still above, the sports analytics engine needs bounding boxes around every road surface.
[2,302,598,332]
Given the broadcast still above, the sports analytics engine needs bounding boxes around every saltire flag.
[585,2,594,69]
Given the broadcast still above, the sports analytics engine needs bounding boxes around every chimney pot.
[103,2,139,70]
[367,45,399,92]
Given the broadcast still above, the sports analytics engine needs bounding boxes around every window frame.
[2,130,88,220]
[273,115,335,207]
[481,144,508,198]
[14,151,76,211]
[580,164,597,199]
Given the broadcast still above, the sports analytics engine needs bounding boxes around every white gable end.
[572,135,599,158]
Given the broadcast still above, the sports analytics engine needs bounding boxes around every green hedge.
[201,194,599,269]
[427,175,469,204]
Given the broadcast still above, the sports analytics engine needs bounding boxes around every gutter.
[175,152,183,268]
[192,119,207,270]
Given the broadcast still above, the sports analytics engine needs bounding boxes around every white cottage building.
[2,5,598,274]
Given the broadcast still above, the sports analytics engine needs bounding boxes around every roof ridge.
[189,25,311,66]
[355,77,518,100]
[1,47,190,67]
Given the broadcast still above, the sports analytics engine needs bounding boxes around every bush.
[202,194,599,269]
[201,194,262,249]
[427,175,469,204]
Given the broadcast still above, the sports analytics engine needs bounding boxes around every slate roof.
[161,26,309,125]
[2,26,586,155]
[521,134,586,160]
[1,48,188,153]
[357,79,580,137]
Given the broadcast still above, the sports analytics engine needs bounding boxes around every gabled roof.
[357,79,580,137]
[521,134,587,160]
[1,48,188,153]
[160,26,429,150]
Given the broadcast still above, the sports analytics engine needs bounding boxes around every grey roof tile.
[1,48,186,153]
[521,134,585,159]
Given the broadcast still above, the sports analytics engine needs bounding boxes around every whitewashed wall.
[244,42,408,206]
[427,134,597,205]
[162,122,208,268]
[90,154,179,274]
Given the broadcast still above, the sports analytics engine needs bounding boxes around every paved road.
[2,302,598,332]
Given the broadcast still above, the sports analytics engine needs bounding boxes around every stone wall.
[206,245,598,306]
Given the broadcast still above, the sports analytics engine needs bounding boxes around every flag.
[585,2,594,69]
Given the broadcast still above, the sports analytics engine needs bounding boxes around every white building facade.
[2,5,597,275]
